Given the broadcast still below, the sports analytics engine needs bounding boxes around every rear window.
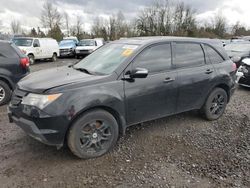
[205,45,224,64]
[0,43,19,58]
[174,43,205,68]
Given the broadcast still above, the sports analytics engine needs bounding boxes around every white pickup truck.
[75,38,104,58]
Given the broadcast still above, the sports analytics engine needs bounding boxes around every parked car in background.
[225,41,250,68]
[236,58,250,87]
[0,40,29,105]
[8,37,236,159]
[75,38,104,58]
[63,36,79,45]
[13,37,59,64]
[59,40,77,57]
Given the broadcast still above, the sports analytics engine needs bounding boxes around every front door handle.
[164,77,175,83]
[205,69,214,74]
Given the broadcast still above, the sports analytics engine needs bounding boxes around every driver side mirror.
[130,68,148,79]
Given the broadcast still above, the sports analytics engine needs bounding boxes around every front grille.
[11,88,28,106]
[80,50,89,53]
[60,49,71,53]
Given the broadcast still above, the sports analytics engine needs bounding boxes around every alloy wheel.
[0,86,5,102]
[79,120,112,153]
[209,94,225,116]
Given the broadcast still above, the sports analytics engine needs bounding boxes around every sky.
[0,0,250,34]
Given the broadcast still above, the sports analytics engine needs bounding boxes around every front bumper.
[75,50,92,56]
[8,105,69,148]
[59,50,75,57]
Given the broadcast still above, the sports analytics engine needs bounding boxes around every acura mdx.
[8,37,236,158]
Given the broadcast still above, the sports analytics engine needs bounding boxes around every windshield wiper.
[72,66,92,75]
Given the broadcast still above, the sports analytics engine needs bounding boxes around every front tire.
[28,54,35,65]
[202,88,228,121]
[52,53,57,62]
[67,109,119,159]
[0,81,11,106]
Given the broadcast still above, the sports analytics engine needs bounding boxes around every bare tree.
[64,12,70,37]
[41,1,62,31]
[136,0,196,36]
[212,13,227,38]
[70,15,84,39]
[10,20,21,34]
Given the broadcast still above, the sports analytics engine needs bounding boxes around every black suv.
[0,41,29,105]
[8,37,236,159]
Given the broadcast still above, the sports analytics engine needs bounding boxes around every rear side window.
[204,45,224,64]
[174,43,205,68]
[0,43,19,58]
[133,43,172,73]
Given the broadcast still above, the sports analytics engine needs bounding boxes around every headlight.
[22,93,62,109]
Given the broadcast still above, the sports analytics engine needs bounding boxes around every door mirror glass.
[33,43,39,47]
[130,68,148,79]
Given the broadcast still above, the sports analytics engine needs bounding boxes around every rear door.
[124,43,178,125]
[173,42,216,112]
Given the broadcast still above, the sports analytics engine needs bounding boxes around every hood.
[59,43,75,49]
[17,46,31,53]
[76,46,97,50]
[18,66,104,93]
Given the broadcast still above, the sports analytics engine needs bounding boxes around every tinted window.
[205,45,224,64]
[175,43,205,68]
[133,43,172,73]
[0,43,18,58]
[33,39,40,47]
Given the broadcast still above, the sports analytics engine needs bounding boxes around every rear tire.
[28,54,35,65]
[0,81,11,106]
[202,88,228,121]
[67,109,119,159]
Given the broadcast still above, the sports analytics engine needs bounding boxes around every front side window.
[133,43,172,73]
[33,39,40,47]
[174,43,205,68]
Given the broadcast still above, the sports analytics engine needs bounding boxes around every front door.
[124,43,178,125]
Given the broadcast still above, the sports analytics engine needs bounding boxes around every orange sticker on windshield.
[122,49,133,57]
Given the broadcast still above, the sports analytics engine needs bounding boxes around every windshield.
[79,40,96,46]
[74,43,139,75]
[13,38,33,47]
[225,43,250,52]
[59,40,75,45]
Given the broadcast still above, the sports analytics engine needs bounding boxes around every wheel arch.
[0,76,13,90]
[214,83,230,102]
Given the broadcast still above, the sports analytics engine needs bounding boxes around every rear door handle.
[205,69,213,74]
[164,77,175,83]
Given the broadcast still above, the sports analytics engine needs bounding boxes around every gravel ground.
[0,58,249,188]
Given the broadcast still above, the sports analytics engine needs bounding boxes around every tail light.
[232,63,237,72]
[20,57,30,68]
